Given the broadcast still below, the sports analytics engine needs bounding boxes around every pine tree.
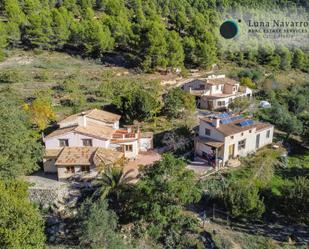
[141,20,168,71]
[166,31,184,69]
[292,48,305,69]
[23,8,53,49]
[0,23,7,60]
[4,0,25,46]
[51,8,70,49]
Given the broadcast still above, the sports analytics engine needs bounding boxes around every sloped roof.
[201,115,273,136]
[55,147,124,166]
[206,77,239,85]
[197,137,224,148]
[45,121,114,140]
[58,108,121,125]
[93,148,124,166]
[44,149,63,157]
[55,147,97,166]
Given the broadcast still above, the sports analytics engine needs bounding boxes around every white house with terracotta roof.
[43,109,153,180]
[182,75,252,110]
[195,113,273,168]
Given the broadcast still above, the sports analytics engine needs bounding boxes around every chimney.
[81,112,87,127]
[213,118,220,128]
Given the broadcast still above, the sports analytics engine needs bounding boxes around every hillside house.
[43,109,153,180]
[182,75,252,110]
[195,113,273,169]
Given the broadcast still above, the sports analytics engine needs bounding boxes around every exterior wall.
[43,157,57,173]
[222,128,257,163]
[198,120,225,141]
[45,132,109,149]
[139,137,153,151]
[110,140,139,159]
[57,164,97,180]
[223,84,233,94]
[256,126,274,149]
[209,84,224,95]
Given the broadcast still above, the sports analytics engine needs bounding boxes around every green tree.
[78,8,114,56]
[114,87,161,122]
[94,167,133,203]
[275,45,292,71]
[224,181,265,220]
[51,8,70,48]
[4,0,25,46]
[166,31,184,69]
[141,20,168,71]
[240,77,255,89]
[129,154,201,223]
[292,48,305,69]
[23,8,53,49]
[229,97,250,113]
[278,177,309,224]
[164,87,195,118]
[78,198,128,249]
[0,180,45,248]
[0,90,43,179]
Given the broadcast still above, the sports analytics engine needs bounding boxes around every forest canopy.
[0,0,308,71]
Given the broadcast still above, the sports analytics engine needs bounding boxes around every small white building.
[182,75,252,110]
[43,109,153,180]
[195,113,274,168]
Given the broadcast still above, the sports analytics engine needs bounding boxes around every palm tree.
[93,166,135,202]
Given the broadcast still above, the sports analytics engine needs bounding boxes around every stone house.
[43,109,153,180]
[182,75,252,110]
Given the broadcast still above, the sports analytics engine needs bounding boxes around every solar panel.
[217,113,229,118]
[220,118,232,124]
[230,115,243,121]
[238,119,254,126]
[247,120,254,126]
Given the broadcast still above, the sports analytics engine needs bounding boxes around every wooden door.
[228,144,234,159]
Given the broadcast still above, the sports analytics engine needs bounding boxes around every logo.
[220,20,239,39]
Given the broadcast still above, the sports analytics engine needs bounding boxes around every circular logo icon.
[220,20,239,39]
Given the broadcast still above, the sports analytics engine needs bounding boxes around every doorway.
[228,144,234,159]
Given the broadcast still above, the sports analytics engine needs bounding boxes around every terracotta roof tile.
[55,147,124,166]
[45,121,114,140]
[58,108,120,126]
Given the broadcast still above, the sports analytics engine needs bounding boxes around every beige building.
[182,75,252,110]
[43,109,153,180]
[195,113,274,168]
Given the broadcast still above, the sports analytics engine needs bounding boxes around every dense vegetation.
[0,0,309,72]
[202,149,309,225]
[257,83,309,142]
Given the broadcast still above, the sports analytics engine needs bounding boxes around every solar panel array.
[238,120,254,126]
[217,114,243,125]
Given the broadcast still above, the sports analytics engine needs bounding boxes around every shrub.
[0,70,22,83]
